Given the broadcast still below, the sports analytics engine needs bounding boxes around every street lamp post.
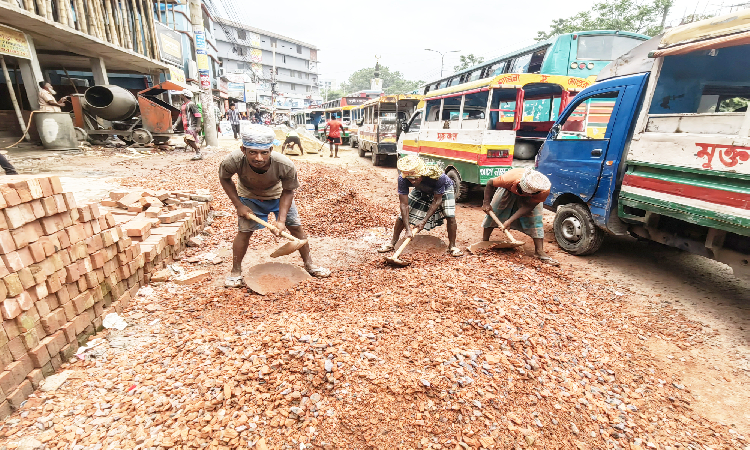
[425,49,461,78]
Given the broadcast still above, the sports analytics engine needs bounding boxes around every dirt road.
[0,140,746,449]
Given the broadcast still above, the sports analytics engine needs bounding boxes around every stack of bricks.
[0,176,145,418]
[99,189,210,284]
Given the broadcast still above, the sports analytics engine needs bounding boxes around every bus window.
[441,97,462,120]
[576,35,643,61]
[509,53,533,73]
[448,77,461,87]
[485,61,505,77]
[527,47,549,73]
[468,70,482,82]
[425,99,442,122]
[489,89,518,130]
[463,90,489,119]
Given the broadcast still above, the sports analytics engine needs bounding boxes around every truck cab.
[536,12,750,279]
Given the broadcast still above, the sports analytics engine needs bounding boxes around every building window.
[237,29,246,40]
[290,84,295,91]
[296,44,302,54]
[281,55,286,64]
[306,86,310,92]
[270,38,277,48]
[298,72,303,79]
[306,73,309,80]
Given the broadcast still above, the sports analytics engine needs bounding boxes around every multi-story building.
[214,18,321,109]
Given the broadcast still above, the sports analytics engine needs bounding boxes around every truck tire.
[358,144,366,157]
[446,168,470,202]
[553,203,604,255]
[372,149,383,166]
[351,137,358,148]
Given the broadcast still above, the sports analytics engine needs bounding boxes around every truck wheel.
[358,144,366,157]
[446,168,470,202]
[553,204,604,255]
[351,138,358,148]
[372,149,382,166]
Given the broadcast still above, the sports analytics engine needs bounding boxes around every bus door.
[399,109,422,154]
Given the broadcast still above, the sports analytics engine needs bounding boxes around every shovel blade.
[385,256,411,267]
[468,240,525,254]
[270,239,307,258]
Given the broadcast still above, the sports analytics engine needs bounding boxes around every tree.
[340,66,423,95]
[454,54,485,72]
[535,0,675,40]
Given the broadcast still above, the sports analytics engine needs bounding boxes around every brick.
[55,229,70,249]
[3,204,34,230]
[48,176,63,194]
[15,292,33,312]
[0,345,12,372]
[62,192,77,210]
[60,321,76,343]
[15,247,32,269]
[0,360,29,396]
[76,206,92,222]
[45,272,61,294]
[7,180,32,203]
[53,193,67,213]
[124,220,152,237]
[35,177,53,197]
[91,218,101,234]
[29,199,44,219]
[83,221,93,238]
[40,361,54,377]
[3,320,19,340]
[0,231,15,255]
[41,309,65,335]
[0,282,5,304]
[45,331,66,356]
[66,224,86,245]
[21,329,39,350]
[7,379,33,409]
[7,336,25,360]
[3,274,22,297]
[1,299,20,320]
[62,301,76,321]
[85,234,104,253]
[72,292,93,315]
[0,260,7,279]
[0,185,21,207]
[1,252,23,273]
[173,270,210,285]
[28,343,50,368]
[49,353,62,371]
[28,241,45,263]
[65,264,80,283]
[40,196,57,216]
[30,284,48,302]
[26,368,43,389]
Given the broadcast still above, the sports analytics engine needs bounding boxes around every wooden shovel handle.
[393,228,418,259]
[488,210,519,243]
[244,213,297,242]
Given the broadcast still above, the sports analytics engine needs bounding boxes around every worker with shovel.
[219,126,331,288]
[481,167,558,265]
[378,155,463,258]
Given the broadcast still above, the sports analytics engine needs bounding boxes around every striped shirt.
[226,109,241,124]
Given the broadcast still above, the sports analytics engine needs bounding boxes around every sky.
[220,0,732,87]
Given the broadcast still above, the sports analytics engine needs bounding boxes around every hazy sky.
[221,0,724,86]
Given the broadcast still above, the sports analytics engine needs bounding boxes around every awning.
[652,29,750,57]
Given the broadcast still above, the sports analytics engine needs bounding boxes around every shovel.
[468,210,525,254]
[244,213,307,257]
[385,228,418,267]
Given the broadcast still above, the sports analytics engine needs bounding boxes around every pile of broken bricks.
[98,188,212,286]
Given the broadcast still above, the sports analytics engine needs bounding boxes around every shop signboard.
[228,82,244,99]
[155,22,182,66]
[0,24,31,59]
[244,83,257,103]
[219,79,229,99]
[194,27,211,89]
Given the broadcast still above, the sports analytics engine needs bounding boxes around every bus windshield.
[576,35,643,61]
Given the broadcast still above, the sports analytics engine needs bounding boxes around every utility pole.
[189,0,218,147]
[271,41,277,121]
[425,49,461,78]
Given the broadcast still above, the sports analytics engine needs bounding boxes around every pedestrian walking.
[481,167,558,265]
[219,125,330,288]
[226,104,241,140]
[323,115,344,158]
[378,155,463,257]
[281,128,304,155]
[0,154,18,175]
[38,82,68,112]
[178,90,203,160]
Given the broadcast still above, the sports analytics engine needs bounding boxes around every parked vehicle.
[318,97,369,144]
[415,30,649,96]
[397,73,592,201]
[536,11,750,279]
[290,109,324,134]
[356,95,423,166]
[348,104,364,148]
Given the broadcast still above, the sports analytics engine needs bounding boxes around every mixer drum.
[83,85,138,121]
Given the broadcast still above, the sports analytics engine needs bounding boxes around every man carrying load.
[481,167,558,265]
[378,155,463,257]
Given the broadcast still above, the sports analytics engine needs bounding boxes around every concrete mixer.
[70,81,185,145]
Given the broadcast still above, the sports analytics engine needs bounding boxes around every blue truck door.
[537,89,623,203]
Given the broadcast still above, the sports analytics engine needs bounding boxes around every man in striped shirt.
[225,104,241,140]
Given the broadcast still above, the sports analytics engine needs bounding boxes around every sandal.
[224,276,246,288]
[377,244,395,253]
[448,246,464,257]
[306,266,331,278]
[537,255,560,266]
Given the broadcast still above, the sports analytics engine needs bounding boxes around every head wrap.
[182,90,193,99]
[397,155,443,179]
[241,125,276,150]
[519,168,551,194]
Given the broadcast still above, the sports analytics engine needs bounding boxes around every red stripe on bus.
[623,174,750,210]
